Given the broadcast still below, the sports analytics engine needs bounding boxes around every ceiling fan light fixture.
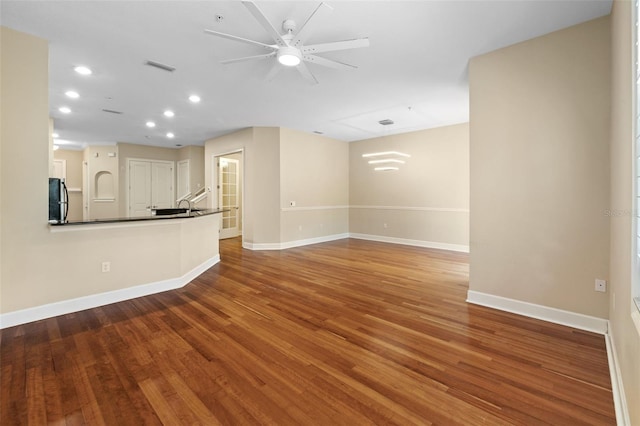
[277,47,301,67]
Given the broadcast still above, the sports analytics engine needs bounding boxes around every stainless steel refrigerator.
[48,177,69,223]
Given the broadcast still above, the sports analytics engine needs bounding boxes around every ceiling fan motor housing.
[282,19,297,33]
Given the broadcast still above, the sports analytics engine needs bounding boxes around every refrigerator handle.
[62,180,69,222]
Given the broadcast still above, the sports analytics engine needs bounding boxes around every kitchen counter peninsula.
[16,207,225,329]
[49,208,226,227]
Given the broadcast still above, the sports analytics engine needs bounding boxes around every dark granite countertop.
[49,208,226,226]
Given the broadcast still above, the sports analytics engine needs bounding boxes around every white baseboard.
[0,255,220,329]
[243,233,349,250]
[349,233,470,253]
[605,331,631,426]
[466,290,608,334]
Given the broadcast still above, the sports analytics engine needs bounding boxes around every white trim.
[281,205,349,212]
[466,290,608,334]
[0,255,220,329]
[605,331,631,426]
[350,205,470,213]
[243,233,349,251]
[349,232,469,253]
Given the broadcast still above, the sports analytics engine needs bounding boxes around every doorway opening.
[213,151,243,240]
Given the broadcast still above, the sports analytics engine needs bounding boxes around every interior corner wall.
[349,123,469,250]
[279,127,349,244]
[468,16,611,318]
[609,0,640,423]
[204,127,281,246]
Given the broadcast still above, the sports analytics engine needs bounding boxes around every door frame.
[211,149,244,243]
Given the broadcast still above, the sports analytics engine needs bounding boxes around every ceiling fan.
[204,1,369,84]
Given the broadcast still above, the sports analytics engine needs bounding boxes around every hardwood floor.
[1,238,615,425]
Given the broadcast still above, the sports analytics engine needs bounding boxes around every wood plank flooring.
[1,238,615,425]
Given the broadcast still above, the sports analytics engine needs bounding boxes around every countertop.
[49,208,226,227]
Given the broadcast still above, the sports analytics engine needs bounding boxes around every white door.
[177,160,190,201]
[152,162,174,209]
[129,160,152,217]
[83,160,89,220]
[52,159,66,180]
[218,157,240,239]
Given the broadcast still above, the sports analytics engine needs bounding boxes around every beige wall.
[118,142,176,217]
[204,127,281,246]
[349,123,469,249]
[205,127,349,247]
[114,143,205,217]
[86,145,119,219]
[280,127,349,243]
[53,148,83,221]
[1,26,49,311]
[178,145,205,201]
[0,27,219,317]
[469,17,611,317]
[609,0,640,423]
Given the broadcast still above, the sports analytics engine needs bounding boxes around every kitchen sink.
[153,208,189,215]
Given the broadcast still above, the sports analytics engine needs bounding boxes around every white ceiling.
[1,0,612,149]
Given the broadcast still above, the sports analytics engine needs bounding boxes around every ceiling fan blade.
[303,55,357,70]
[303,38,370,54]
[242,1,288,48]
[204,29,274,50]
[296,61,319,85]
[291,2,333,48]
[220,52,276,65]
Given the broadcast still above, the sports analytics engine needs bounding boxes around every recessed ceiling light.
[52,133,59,138]
[166,132,175,138]
[374,166,399,172]
[59,107,71,114]
[163,110,175,118]
[74,66,92,75]
[146,121,156,128]
[188,95,201,103]
[65,90,79,99]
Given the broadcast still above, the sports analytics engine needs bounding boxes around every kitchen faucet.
[177,198,191,215]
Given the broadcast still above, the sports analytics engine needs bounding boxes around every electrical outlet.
[595,279,606,292]
[102,261,111,273]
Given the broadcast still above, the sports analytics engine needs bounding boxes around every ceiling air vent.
[144,60,176,73]
[102,109,123,115]
[378,119,394,126]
